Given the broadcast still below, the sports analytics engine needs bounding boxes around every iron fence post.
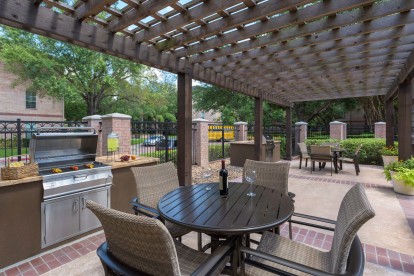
[222,122,225,159]
[165,123,169,163]
[17,118,22,161]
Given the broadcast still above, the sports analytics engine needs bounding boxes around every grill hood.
[30,127,98,170]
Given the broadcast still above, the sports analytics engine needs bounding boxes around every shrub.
[384,157,414,186]
[380,145,398,156]
[209,143,230,161]
[304,138,392,166]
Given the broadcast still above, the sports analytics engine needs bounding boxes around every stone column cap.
[330,120,344,124]
[82,115,102,120]
[101,113,132,119]
[375,121,386,125]
[234,121,248,125]
[295,121,308,125]
[192,118,209,122]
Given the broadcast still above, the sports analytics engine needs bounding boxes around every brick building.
[0,62,64,121]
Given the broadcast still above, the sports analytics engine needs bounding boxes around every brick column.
[342,122,347,139]
[374,122,386,139]
[101,113,132,156]
[234,122,248,141]
[330,121,346,140]
[82,115,103,157]
[193,118,209,167]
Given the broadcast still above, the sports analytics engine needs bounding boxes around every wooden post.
[397,79,414,161]
[385,98,395,147]
[254,96,263,161]
[285,106,293,160]
[177,73,192,186]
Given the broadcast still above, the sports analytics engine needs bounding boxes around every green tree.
[193,84,284,124]
[0,26,146,118]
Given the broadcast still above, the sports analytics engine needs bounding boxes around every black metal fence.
[130,121,180,164]
[307,125,330,140]
[0,120,87,166]
[208,123,234,162]
[347,124,374,138]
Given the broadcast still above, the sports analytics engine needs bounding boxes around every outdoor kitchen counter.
[0,156,159,187]
[0,155,159,269]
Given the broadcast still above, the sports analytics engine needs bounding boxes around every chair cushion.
[165,221,191,238]
[245,232,330,276]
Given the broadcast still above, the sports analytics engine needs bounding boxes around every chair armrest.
[293,213,336,224]
[241,246,332,276]
[191,236,237,276]
[97,242,151,276]
[130,198,161,219]
[289,213,336,232]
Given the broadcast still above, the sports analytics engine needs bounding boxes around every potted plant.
[380,145,398,167]
[384,158,414,196]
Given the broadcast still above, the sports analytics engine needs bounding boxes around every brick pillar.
[295,121,308,153]
[330,121,346,140]
[193,118,209,167]
[375,122,386,139]
[234,122,248,141]
[342,122,347,139]
[82,115,103,157]
[101,113,132,156]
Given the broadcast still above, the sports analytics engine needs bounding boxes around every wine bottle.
[219,159,228,197]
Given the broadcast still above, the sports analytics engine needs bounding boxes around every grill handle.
[73,175,89,181]
[37,127,96,134]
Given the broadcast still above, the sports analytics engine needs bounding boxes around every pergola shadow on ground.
[1,0,413,186]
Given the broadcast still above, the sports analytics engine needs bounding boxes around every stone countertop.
[96,155,159,169]
[0,156,159,187]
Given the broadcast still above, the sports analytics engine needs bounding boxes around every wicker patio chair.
[310,145,334,176]
[242,159,291,196]
[298,142,310,169]
[130,162,190,240]
[337,144,363,175]
[242,184,375,276]
[86,200,235,276]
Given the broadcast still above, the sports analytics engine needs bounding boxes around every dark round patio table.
[158,182,294,235]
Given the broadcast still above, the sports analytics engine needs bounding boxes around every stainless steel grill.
[30,127,112,248]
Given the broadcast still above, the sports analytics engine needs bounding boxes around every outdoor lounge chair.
[310,145,334,175]
[337,144,363,175]
[242,184,375,276]
[297,142,310,169]
[86,200,235,276]
[130,162,190,240]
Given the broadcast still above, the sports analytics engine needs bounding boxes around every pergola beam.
[202,15,414,69]
[75,0,118,21]
[0,0,290,107]
[385,50,414,101]
[178,0,386,58]
[191,1,414,64]
[106,0,178,33]
[137,0,243,44]
[155,0,312,50]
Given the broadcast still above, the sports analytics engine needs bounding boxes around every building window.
[26,90,36,109]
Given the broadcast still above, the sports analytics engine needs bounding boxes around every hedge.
[209,143,230,161]
[304,138,396,166]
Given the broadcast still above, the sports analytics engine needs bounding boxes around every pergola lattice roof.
[1,0,414,106]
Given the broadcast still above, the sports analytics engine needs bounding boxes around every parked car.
[155,138,177,150]
[142,135,164,146]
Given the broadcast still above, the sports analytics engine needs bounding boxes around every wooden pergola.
[1,0,413,185]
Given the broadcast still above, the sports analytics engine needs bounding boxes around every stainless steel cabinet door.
[42,195,80,247]
[80,188,109,232]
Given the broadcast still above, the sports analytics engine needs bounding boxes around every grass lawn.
[131,138,145,145]
[0,148,29,158]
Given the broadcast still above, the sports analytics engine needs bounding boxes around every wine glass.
[245,169,256,197]
[202,166,212,190]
